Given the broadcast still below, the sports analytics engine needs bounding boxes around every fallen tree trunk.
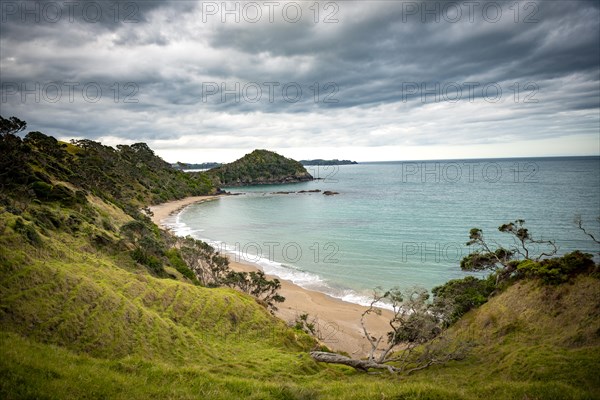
[310,351,398,373]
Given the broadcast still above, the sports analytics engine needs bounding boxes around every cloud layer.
[1,0,598,161]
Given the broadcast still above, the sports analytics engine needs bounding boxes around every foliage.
[432,276,496,326]
[461,220,558,285]
[0,116,216,217]
[224,270,285,312]
[177,236,230,286]
[120,219,168,276]
[0,116,27,136]
[176,236,284,312]
[13,217,42,245]
[516,251,596,284]
[131,247,163,275]
[31,181,87,206]
[292,313,317,336]
[173,162,222,170]
[165,248,199,284]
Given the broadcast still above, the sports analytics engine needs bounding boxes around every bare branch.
[575,215,600,248]
[312,287,468,374]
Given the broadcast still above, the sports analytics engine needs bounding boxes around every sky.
[1,0,599,162]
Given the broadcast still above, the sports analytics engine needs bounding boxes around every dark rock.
[323,191,339,196]
[298,189,321,193]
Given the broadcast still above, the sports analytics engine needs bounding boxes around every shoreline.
[149,195,394,356]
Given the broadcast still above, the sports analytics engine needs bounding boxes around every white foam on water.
[166,207,394,310]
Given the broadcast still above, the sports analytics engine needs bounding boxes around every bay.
[167,157,600,306]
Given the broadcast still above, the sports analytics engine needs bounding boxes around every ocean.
[166,157,600,307]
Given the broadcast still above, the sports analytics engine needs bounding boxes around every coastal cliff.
[207,149,313,187]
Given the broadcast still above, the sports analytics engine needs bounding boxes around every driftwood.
[310,351,398,373]
[309,287,470,375]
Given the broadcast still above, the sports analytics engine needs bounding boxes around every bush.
[30,206,63,230]
[432,275,496,325]
[31,181,54,200]
[66,214,82,232]
[516,251,596,284]
[31,181,86,206]
[165,248,199,284]
[13,217,42,245]
[131,247,164,275]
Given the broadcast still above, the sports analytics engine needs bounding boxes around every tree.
[461,219,557,285]
[120,220,167,276]
[224,270,285,312]
[176,236,285,313]
[0,116,27,136]
[311,287,468,374]
[178,236,230,286]
[0,117,32,194]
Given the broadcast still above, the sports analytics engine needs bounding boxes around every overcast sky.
[1,0,599,162]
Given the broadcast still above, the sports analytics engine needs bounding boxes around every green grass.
[1,199,599,399]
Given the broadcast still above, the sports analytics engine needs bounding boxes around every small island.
[207,149,313,186]
[300,159,358,166]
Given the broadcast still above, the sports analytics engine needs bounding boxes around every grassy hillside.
[208,149,313,186]
[0,193,321,399]
[2,231,598,400]
[417,276,600,399]
[1,192,597,399]
[1,123,598,399]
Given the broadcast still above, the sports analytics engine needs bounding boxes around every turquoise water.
[167,157,600,307]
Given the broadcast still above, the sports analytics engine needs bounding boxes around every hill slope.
[208,149,313,186]
[420,276,600,398]
[1,125,598,399]
[0,131,215,213]
[2,244,598,399]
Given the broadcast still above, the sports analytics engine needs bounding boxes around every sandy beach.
[149,195,394,356]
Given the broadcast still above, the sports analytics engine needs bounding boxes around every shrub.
[165,248,199,284]
[13,217,42,245]
[30,206,63,230]
[516,251,596,284]
[31,181,86,206]
[131,247,164,275]
[31,181,54,200]
[432,275,496,325]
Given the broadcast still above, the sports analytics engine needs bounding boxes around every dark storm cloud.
[198,0,599,110]
[0,0,192,34]
[0,0,598,152]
